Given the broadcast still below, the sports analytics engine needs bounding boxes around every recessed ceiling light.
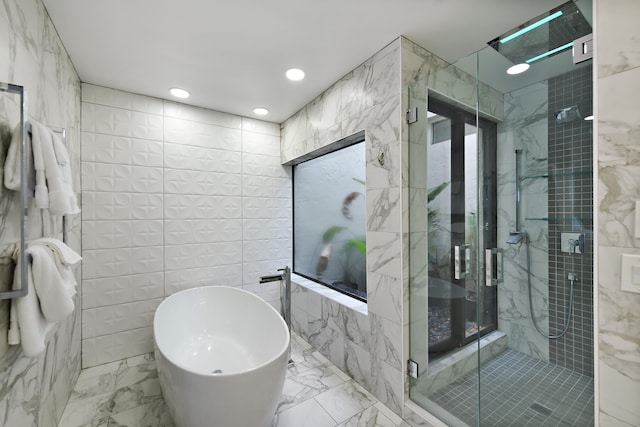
[169,87,190,99]
[584,115,594,121]
[507,63,530,75]
[253,107,269,116]
[285,68,305,81]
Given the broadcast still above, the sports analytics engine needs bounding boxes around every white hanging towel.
[8,238,82,357]
[3,121,34,192]
[29,121,51,208]
[3,120,80,215]
[34,237,81,302]
[30,121,80,215]
[50,129,80,215]
[8,250,54,357]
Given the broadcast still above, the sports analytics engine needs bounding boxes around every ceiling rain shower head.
[488,1,592,66]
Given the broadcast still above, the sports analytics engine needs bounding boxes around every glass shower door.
[410,3,595,424]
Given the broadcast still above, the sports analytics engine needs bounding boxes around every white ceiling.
[43,0,567,123]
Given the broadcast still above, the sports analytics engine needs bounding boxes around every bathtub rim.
[153,285,290,378]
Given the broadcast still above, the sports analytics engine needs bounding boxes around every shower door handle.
[454,244,471,280]
[485,248,504,287]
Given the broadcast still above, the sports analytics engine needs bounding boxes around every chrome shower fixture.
[506,231,526,245]
[554,105,582,124]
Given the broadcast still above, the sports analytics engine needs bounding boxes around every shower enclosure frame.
[426,95,499,352]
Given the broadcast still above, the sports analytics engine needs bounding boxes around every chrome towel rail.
[0,82,28,300]
[50,126,68,244]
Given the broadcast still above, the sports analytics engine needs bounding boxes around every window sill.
[291,273,368,316]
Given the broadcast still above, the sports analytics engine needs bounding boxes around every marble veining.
[58,335,410,427]
[282,37,407,416]
[496,82,550,361]
[596,0,640,79]
[596,2,640,424]
[1,0,82,426]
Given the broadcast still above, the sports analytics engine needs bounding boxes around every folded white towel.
[34,237,82,266]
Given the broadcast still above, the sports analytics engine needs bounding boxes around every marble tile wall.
[81,84,291,367]
[403,40,455,385]
[283,37,406,415]
[284,36,503,418]
[497,82,550,361]
[284,34,507,420]
[0,0,82,425]
[595,0,640,424]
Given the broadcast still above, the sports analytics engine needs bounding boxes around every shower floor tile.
[426,348,594,426]
[57,334,410,427]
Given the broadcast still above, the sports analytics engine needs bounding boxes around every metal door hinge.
[407,359,419,379]
[406,107,418,124]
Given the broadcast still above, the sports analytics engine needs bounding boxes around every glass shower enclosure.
[408,1,594,425]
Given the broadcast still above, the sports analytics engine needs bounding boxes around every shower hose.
[524,233,575,339]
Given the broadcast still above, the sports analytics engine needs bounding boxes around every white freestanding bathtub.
[153,286,290,427]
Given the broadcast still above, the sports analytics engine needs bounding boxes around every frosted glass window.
[293,141,366,301]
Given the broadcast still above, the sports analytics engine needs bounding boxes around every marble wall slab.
[0,0,82,425]
[413,332,507,397]
[284,38,406,415]
[497,82,550,360]
[285,35,511,421]
[285,36,504,420]
[81,84,291,367]
[596,0,640,423]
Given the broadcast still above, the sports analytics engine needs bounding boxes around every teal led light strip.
[500,10,563,44]
[526,42,573,63]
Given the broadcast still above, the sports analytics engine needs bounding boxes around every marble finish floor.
[58,334,410,427]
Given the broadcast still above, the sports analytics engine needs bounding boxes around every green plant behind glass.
[316,178,366,290]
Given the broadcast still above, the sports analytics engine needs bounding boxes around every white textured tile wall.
[81,84,290,367]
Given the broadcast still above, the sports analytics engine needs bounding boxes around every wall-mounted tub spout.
[260,267,292,363]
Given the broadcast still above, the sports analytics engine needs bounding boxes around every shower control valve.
[561,232,583,254]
